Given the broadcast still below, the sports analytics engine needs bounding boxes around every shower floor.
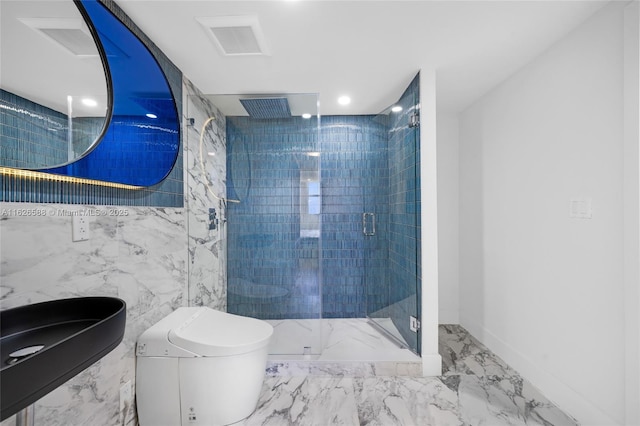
[265,319,422,377]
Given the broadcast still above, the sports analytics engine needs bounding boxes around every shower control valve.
[208,208,218,230]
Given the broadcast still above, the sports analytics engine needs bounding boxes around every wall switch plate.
[71,216,89,241]
[570,198,592,219]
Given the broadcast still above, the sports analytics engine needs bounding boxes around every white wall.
[437,113,460,324]
[623,2,640,424]
[420,70,443,376]
[459,3,633,425]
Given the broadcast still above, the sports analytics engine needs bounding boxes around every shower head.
[239,97,291,119]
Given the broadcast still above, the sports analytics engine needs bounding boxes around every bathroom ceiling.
[2,0,609,116]
[114,0,608,115]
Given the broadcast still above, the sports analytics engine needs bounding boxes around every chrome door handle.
[363,212,376,236]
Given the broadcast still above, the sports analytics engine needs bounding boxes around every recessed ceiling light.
[82,98,98,107]
[391,105,403,113]
[338,96,351,106]
[146,113,157,119]
[302,113,312,119]
[307,152,320,157]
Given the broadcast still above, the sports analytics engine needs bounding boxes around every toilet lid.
[168,308,273,357]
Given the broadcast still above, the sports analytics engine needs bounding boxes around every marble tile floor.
[239,325,578,426]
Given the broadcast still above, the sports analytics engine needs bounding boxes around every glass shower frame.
[221,94,324,356]
[365,74,421,355]
[186,77,422,357]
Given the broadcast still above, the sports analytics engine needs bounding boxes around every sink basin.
[0,297,126,421]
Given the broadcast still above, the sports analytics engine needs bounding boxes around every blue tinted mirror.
[0,0,108,168]
[2,0,180,187]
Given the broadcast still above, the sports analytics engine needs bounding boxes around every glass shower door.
[366,74,421,355]
[221,93,324,356]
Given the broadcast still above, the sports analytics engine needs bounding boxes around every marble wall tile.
[0,76,221,426]
[0,204,187,426]
[0,38,221,426]
[183,78,227,312]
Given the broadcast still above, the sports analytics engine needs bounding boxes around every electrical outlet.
[119,380,133,425]
[72,216,89,242]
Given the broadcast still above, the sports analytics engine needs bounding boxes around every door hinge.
[409,112,420,128]
[410,316,420,332]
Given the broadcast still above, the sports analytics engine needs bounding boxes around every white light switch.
[570,198,592,219]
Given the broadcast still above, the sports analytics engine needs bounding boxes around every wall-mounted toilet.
[136,307,273,426]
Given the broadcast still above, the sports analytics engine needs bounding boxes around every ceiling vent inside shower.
[196,16,270,56]
[240,97,291,119]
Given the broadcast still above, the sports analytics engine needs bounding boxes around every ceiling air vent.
[196,16,270,56]
[19,18,97,57]
[240,98,291,119]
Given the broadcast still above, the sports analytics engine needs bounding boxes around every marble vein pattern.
[184,78,227,311]
[266,319,422,378]
[320,319,419,362]
[240,377,360,426]
[244,325,578,426]
[0,77,218,426]
[0,203,187,426]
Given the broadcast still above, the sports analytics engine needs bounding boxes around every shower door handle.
[363,212,376,236]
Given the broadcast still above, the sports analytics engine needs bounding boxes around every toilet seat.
[167,308,273,357]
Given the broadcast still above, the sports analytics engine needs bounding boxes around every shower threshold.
[265,318,422,377]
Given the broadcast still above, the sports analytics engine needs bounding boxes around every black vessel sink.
[0,297,126,421]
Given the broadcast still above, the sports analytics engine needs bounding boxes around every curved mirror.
[0,0,108,168]
[1,0,180,187]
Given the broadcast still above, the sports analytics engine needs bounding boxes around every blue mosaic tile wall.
[226,116,321,319]
[0,0,183,207]
[320,115,389,318]
[226,77,421,324]
[0,91,106,169]
[0,90,69,168]
[226,112,418,320]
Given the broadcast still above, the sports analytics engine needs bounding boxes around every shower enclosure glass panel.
[366,74,421,355]
[223,94,322,355]
[185,94,228,313]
